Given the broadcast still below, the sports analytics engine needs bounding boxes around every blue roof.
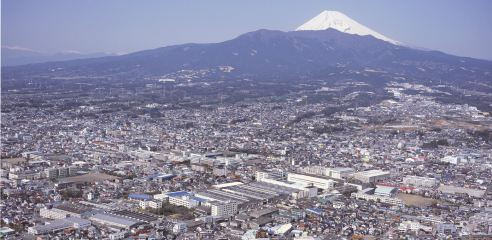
[128,193,152,200]
[166,191,189,197]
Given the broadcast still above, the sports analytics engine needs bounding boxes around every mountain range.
[2,11,491,86]
[1,47,118,67]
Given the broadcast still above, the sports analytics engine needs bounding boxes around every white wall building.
[149,200,162,209]
[169,195,199,209]
[286,173,334,189]
[351,193,404,207]
[326,168,355,179]
[210,201,237,217]
[302,167,355,179]
[109,231,125,240]
[256,170,284,181]
[403,176,437,187]
[173,222,187,234]
[398,221,420,232]
[441,156,460,165]
[40,208,68,220]
[352,170,390,183]
[436,223,456,234]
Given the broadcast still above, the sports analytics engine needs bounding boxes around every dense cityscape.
[3,2,492,240]
[3,78,492,240]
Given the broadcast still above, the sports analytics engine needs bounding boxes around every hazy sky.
[3,0,492,60]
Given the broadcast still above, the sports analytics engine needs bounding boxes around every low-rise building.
[28,217,91,235]
[403,176,437,187]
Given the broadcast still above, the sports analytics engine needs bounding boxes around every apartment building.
[403,176,437,187]
[210,201,237,217]
[256,170,284,181]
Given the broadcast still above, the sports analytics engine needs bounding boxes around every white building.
[273,223,292,236]
[169,195,199,209]
[436,223,456,234]
[351,193,404,207]
[210,201,237,217]
[40,208,68,220]
[140,200,150,209]
[109,231,126,240]
[259,178,318,199]
[173,222,187,233]
[403,176,437,187]
[255,170,284,181]
[352,170,390,183]
[149,200,162,209]
[326,167,355,179]
[302,166,355,179]
[213,166,228,177]
[398,221,420,232]
[441,156,460,165]
[286,173,334,189]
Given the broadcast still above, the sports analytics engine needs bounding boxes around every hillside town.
[3,83,492,240]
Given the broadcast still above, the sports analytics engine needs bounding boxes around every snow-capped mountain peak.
[295,10,408,47]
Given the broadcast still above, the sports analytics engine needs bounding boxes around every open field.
[397,193,442,207]
[65,172,114,183]
[1,157,26,164]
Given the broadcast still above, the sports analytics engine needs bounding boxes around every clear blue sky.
[2,0,492,59]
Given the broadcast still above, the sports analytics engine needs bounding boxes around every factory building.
[195,188,263,209]
[28,217,91,235]
[51,203,101,219]
[89,213,143,230]
[254,178,318,199]
[286,173,335,190]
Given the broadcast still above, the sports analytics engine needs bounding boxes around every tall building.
[45,168,59,179]
[213,165,228,177]
[210,201,237,217]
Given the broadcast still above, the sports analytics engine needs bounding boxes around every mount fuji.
[296,11,423,50]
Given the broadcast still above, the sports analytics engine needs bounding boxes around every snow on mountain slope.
[296,11,417,49]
